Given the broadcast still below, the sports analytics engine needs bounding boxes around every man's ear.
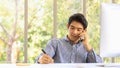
[67,24,69,29]
[85,29,87,32]
[82,29,87,32]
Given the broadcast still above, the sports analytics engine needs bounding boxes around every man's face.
[67,21,84,42]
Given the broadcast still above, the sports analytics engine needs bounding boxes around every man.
[36,13,102,64]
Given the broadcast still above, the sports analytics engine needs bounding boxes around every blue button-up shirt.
[36,36,102,63]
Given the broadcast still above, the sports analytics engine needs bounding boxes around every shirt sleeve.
[86,49,103,63]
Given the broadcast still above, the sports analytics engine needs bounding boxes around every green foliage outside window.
[0,0,120,63]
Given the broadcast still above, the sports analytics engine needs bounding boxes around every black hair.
[68,13,88,29]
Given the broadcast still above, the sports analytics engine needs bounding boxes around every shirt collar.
[64,35,69,42]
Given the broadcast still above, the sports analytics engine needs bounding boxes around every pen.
[42,49,46,54]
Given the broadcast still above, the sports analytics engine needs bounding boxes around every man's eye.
[78,29,82,31]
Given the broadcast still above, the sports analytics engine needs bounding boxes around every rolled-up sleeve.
[86,49,102,63]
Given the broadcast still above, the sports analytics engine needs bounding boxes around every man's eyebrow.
[70,25,82,29]
[70,25,74,27]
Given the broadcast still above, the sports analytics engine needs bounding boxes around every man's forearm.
[86,50,102,63]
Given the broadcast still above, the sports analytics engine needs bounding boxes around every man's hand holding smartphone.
[79,29,92,52]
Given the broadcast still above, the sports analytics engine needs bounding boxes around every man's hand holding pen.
[38,49,54,64]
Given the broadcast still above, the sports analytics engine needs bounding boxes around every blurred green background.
[0,0,120,63]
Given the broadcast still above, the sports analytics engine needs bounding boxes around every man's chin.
[71,38,79,42]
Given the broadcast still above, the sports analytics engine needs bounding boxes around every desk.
[0,63,120,68]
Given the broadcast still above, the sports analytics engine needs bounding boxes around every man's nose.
[73,29,78,35]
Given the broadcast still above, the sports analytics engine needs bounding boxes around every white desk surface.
[0,63,120,68]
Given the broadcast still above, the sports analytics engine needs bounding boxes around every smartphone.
[79,36,84,42]
[79,30,85,42]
